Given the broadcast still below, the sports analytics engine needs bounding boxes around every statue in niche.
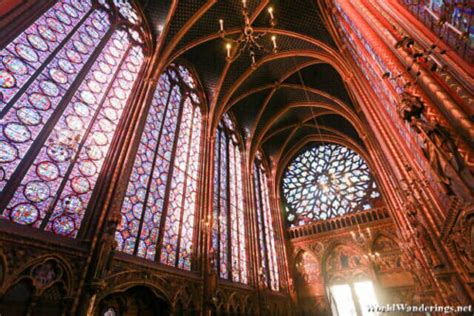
[92,214,120,282]
[397,91,473,198]
[353,255,361,266]
[32,261,59,288]
[450,215,473,271]
[340,254,349,269]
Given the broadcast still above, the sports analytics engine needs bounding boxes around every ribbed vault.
[139,0,367,173]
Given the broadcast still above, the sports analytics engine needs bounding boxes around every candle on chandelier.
[271,35,277,49]
[268,7,274,20]
[242,0,247,8]
[226,43,231,58]
[219,19,224,31]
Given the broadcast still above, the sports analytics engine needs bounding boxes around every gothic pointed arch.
[212,112,249,284]
[0,0,148,238]
[115,61,205,271]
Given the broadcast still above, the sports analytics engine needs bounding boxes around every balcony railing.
[398,0,473,63]
[287,207,390,239]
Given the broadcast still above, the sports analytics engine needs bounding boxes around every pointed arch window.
[115,64,203,271]
[253,156,279,291]
[0,0,146,237]
[212,113,248,284]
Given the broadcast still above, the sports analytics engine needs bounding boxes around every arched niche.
[95,285,170,316]
[294,250,324,297]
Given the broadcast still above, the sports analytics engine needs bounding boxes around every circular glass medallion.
[46,18,65,33]
[63,3,78,18]
[98,118,113,132]
[80,90,96,104]
[71,176,90,194]
[24,181,50,202]
[55,9,71,25]
[16,107,42,125]
[47,143,71,162]
[29,93,51,110]
[109,97,121,109]
[104,108,117,121]
[99,61,111,74]
[113,39,124,50]
[86,145,102,160]
[37,161,60,181]
[114,88,126,100]
[37,25,57,42]
[3,123,31,143]
[66,49,83,64]
[49,68,68,84]
[109,46,121,58]
[27,34,49,51]
[0,141,18,162]
[62,195,83,212]
[122,70,133,81]
[92,132,108,145]
[0,71,15,88]
[10,204,39,225]
[53,215,75,235]
[73,40,88,54]
[3,55,28,75]
[40,80,59,97]
[78,160,97,177]
[58,58,75,74]
[73,102,90,117]
[15,44,38,62]
[66,115,83,131]
[104,54,117,66]
[80,33,93,46]
[93,71,107,83]
[71,0,84,11]
[92,18,104,31]
[86,25,99,39]
[118,79,130,90]
[87,80,102,93]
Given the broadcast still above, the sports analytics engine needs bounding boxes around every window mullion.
[154,87,187,262]
[174,101,197,268]
[0,24,117,212]
[40,43,133,229]
[1,7,96,117]
[132,81,174,255]
[225,133,232,280]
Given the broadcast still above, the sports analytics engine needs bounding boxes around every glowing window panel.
[116,65,203,271]
[0,0,93,110]
[254,159,280,291]
[0,9,110,192]
[0,0,146,238]
[354,281,380,316]
[212,115,248,284]
[282,144,380,226]
[3,31,144,236]
[330,284,357,316]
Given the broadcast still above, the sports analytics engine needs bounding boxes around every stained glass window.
[212,113,248,284]
[397,0,473,60]
[282,144,380,226]
[115,64,203,271]
[253,157,279,291]
[0,0,146,237]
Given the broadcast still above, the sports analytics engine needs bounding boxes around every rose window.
[282,144,380,226]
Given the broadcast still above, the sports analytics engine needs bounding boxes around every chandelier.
[218,0,277,68]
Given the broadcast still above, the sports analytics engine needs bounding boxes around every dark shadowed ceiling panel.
[149,0,366,168]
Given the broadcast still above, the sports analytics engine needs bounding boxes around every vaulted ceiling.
[139,0,366,172]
